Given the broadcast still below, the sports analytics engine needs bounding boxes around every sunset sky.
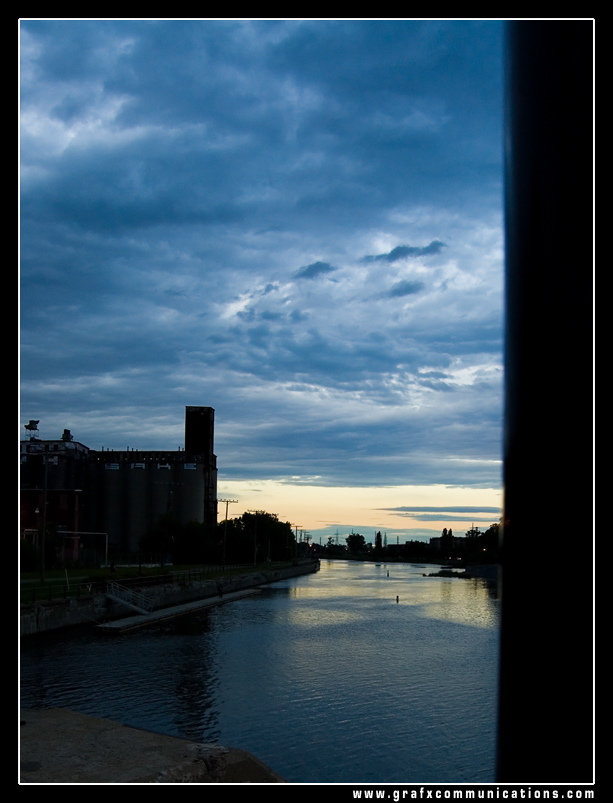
[20,20,504,542]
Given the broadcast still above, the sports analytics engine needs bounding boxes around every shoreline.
[20,560,319,637]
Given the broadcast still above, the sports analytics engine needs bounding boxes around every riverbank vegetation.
[21,510,299,574]
[21,511,500,575]
[309,522,500,565]
[138,510,297,565]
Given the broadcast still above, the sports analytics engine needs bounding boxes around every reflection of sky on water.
[278,559,499,628]
[285,607,362,628]
[21,560,499,783]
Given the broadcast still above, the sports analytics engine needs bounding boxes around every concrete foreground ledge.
[20,708,285,784]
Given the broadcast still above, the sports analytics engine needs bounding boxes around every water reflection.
[21,560,499,783]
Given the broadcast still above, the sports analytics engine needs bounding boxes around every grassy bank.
[20,561,300,604]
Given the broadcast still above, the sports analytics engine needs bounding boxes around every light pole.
[219,499,237,566]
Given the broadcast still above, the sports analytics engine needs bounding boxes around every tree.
[325,536,345,556]
[218,516,250,564]
[346,533,366,554]
[440,527,453,558]
[461,521,500,563]
[223,511,296,564]
[480,521,500,562]
[465,526,481,541]
[401,539,430,560]
[374,531,383,552]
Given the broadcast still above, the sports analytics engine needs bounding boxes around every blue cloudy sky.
[20,20,504,540]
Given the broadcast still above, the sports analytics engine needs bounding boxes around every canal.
[20,559,500,783]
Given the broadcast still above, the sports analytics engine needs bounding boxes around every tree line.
[321,523,500,563]
[139,510,297,564]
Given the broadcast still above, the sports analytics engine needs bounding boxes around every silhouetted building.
[20,407,218,555]
[20,426,89,557]
[429,536,465,550]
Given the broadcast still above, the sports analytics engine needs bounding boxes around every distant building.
[20,407,218,556]
[429,536,465,550]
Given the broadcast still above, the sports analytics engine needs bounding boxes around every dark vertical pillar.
[497,22,593,781]
[185,406,214,458]
[185,406,217,528]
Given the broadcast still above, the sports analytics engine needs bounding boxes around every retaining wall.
[20,561,319,637]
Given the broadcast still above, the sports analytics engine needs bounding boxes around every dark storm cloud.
[20,20,504,489]
[362,240,447,263]
[394,514,498,522]
[380,506,501,513]
[293,261,336,280]
[386,280,426,298]
[377,505,502,523]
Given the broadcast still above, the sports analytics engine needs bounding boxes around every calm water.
[20,560,500,783]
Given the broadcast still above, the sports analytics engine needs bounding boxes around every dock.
[96,588,260,634]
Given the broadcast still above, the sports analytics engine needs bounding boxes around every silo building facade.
[21,407,218,555]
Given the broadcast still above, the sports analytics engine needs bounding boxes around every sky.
[19,19,504,542]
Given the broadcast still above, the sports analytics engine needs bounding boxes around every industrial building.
[20,407,218,558]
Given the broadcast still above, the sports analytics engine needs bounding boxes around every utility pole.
[218,499,237,566]
[292,524,302,559]
[288,523,300,561]
[246,510,265,567]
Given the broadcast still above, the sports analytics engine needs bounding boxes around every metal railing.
[106,582,154,615]
[20,559,313,605]
[20,581,99,605]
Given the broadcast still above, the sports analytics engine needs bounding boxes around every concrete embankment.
[20,707,285,783]
[20,560,319,637]
[97,588,260,634]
